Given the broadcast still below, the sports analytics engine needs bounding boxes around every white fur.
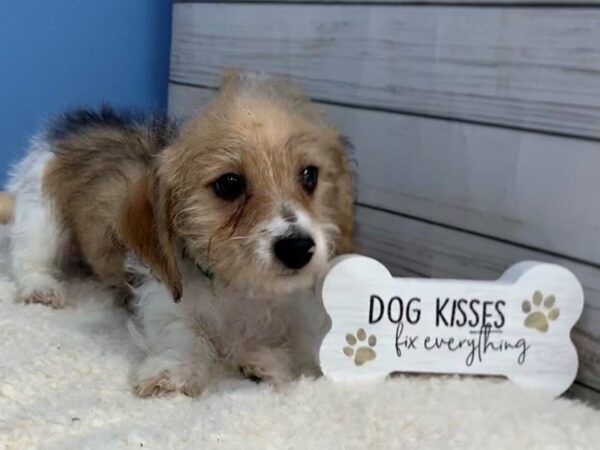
[5,138,67,307]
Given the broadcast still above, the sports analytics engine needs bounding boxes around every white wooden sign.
[318,255,584,397]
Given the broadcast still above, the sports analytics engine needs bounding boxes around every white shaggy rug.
[1,259,600,448]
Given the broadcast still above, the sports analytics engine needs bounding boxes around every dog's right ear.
[118,176,183,302]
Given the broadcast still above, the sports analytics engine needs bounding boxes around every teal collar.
[197,263,214,281]
[182,246,215,281]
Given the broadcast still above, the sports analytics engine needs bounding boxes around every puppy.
[5,72,353,396]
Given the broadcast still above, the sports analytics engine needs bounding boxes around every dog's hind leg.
[7,142,67,308]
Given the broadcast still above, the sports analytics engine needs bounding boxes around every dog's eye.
[300,166,319,194]
[213,173,246,201]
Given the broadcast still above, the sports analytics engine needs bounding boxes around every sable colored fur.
[6,71,354,396]
[43,108,180,302]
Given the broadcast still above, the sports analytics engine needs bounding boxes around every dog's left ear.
[118,176,183,302]
[331,135,355,254]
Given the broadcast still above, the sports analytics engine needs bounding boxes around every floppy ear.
[118,176,183,302]
[332,136,355,255]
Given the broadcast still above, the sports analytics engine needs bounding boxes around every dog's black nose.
[274,235,315,270]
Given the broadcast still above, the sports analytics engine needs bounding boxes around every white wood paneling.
[168,83,213,116]
[169,83,600,265]
[353,205,600,391]
[171,3,600,139]
[174,1,600,4]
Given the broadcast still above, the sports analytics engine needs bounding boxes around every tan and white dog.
[4,72,354,397]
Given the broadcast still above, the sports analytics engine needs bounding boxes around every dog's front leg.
[132,314,220,398]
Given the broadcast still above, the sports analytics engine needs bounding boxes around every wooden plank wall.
[169,1,600,406]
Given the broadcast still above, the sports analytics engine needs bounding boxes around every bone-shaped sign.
[318,255,584,397]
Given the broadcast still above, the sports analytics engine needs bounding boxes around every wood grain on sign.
[171,4,600,140]
[319,255,583,397]
[353,206,600,391]
[168,83,600,266]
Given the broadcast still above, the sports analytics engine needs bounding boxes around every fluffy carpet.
[1,263,600,448]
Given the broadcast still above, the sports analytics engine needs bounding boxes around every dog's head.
[120,72,353,300]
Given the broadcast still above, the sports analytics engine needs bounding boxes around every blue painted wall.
[0,0,172,183]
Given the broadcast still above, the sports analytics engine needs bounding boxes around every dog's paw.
[19,275,67,308]
[135,373,205,398]
[240,366,294,387]
[135,374,178,398]
[239,347,295,388]
[22,289,66,308]
[134,363,209,398]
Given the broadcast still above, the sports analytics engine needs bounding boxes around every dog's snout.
[273,234,315,270]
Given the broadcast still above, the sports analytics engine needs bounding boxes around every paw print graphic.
[343,328,377,366]
[522,290,559,333]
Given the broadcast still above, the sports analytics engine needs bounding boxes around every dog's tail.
[0,192,14,224]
